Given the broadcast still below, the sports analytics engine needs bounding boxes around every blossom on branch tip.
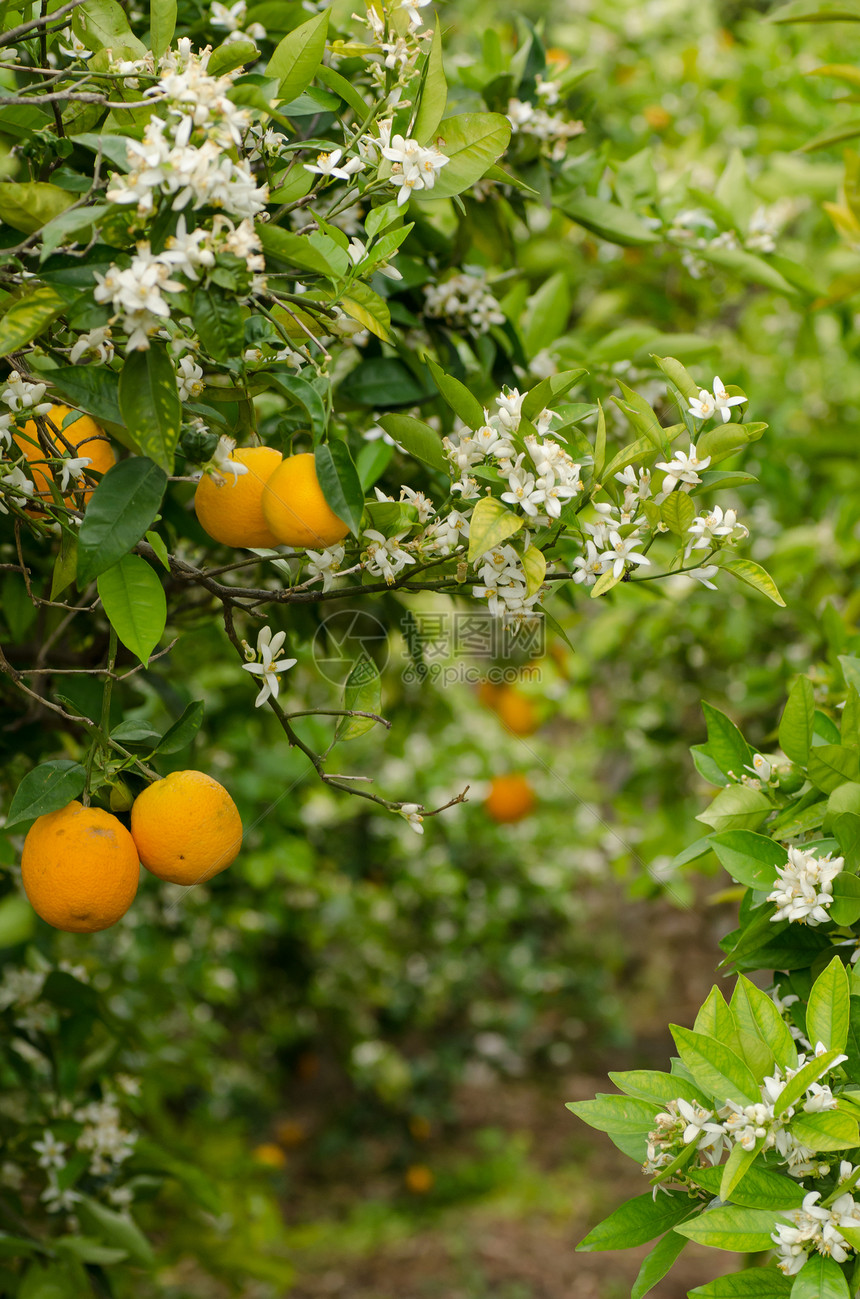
[242,626,297,708]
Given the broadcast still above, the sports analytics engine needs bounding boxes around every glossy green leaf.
[689,1164,805,1210]
[314,441,364,536]
[719,1138,764,1202]
[73,0,146,57]
[193,285,245,361]
[76,457,167,588]
[670,1024,760,1105]
[806,956,850,1054]
[149,0,176,58]
[578,1191,693,1252]
[674,1205,789,1252]
[422,112,511,200]
[689,1270,791,1297]
[336,657,382,742]
[118,343,181,474]
[6,760,87,828]
[267,7,330,100]
[710,831,786,889]
[156,701,205,755]
[780,677,815,766]
[788,1109,860,1151]
[522,545,547,597]
[426,357,485,427]
[630,1230,688,1299]
[559,195,661,246]
[730,975,798,1071]
[378,413,447,472]
[97,555,166,666]
[809,745,860,794]
[413,19,447,144]
[696,784,772,833]
[789,1254,851,1299]
[76,1196,154,1267]
[772,1047,846,1118]
[661,492,696,537]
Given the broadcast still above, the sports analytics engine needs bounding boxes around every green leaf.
[316,63,369,118]
[696,244,797,295]
[809,746,860,794]
[730,975,798,1071]
[145,530,170,572]
[413,19,447,144]
[76,457,167,588]
[426,357,485,427]
[467,496,524,562]
[670,1024,760,1105]
[51,530,78,600]
[422,112,511,200]
[689,1164,805,1210]
[578,1191,693,1252]
[780,677,815,766]
[613,381,667,451]
[772,1047,846,1118]
[696,785,772,833]
[607,1069,708,1105]
[73,0,146,57]
[566,1094,660,1139]
[259,224,349,278]
[719,1139,764,1202]
[149,0,176,58]
[97,555,166,666]
[208,37,258,76]
[356,439,393,490]
[314,441,364,536]
[338,357,432,408]
[720,558,786,608]
[710,831,786,889]
[630,1230,688,1299]
[830,872,860,925]
[0,286,68,356]
[336,657,382,742]
[522,271,571,360]
[701,703,753,780]
[592,399,607,481]
[807,956,850,1053]
[156,701,205,755]
[0,182,74,234]
[378,413,447,472]
[55,1236,127,1266]
[340,284,391,342]
[118,343,181,474]
[76,1196,154,1267]
[788,1109,860,1151]
[521,368,587,420]
[790,1254,851,1299]
[675,1205,789,1252]
[689,1270,792,1297]
[39,203,111,263]
[559,195,661,246]
[193,285,245,361]
[45,365,132,446]
[652,354,700,402]
[263,371,327,440]
[661,492,696,537]
[6,760,87,828]
[266,8,329,100]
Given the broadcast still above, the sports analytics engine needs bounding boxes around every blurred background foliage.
[7,0,860,1293]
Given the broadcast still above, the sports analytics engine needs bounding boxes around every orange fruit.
[405,1164,434,1194]
[21,801,139,933]
[194,445,283,548]
[252,1143,287,1169]
[261,453,351,549]
[130,770,242,885]
[477,681,502,710]
[484,774,536,824]
[16,404,115,506]
[495,686,539,736]
[643,105,672,131]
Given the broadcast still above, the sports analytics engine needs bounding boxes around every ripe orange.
[130,770,243,886]
[484,774,536,824]
[21,801,139,932]
[405,1164,434,1194]
[252,1143,287,1169]
[194,445,283,548]
[495,685,539,736]
[16,404,115,505]
[261,453,351,549]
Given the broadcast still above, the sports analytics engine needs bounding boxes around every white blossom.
[304,544,345,591]
[242,625,297,708]
[398,802,425,834]
[689,376,747,424]
[363,529,416,584]
[655,443,711,492]
[33,1131,67,1170]
[767,847,844,925]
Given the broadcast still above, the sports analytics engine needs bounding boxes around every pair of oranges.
[21,771,242,934]
[194,447,349,551]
